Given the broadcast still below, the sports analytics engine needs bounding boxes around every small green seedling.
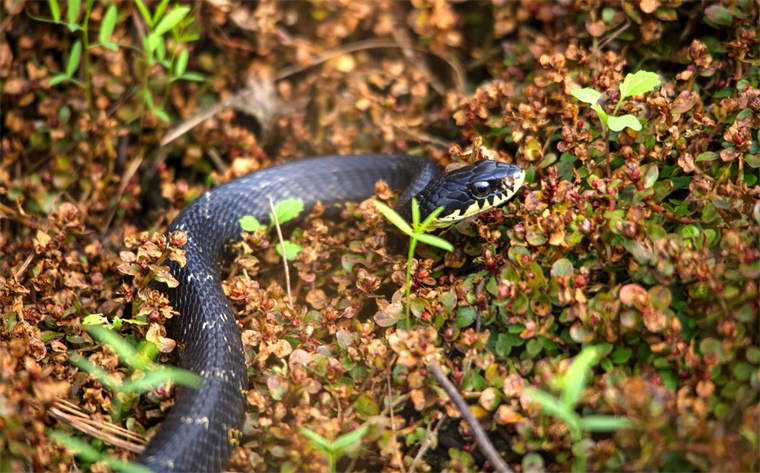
[132,0,204,122]
[571,70,660,176]
[33,0,203,121]
[56,326,201,471]
[300,424,368,473]
[373,198,453,327]
[524,346,633,473]
[71,325,201,401]
[49,432,152,473]
[239,198,305,261]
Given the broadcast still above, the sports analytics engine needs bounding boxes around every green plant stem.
[611,96,623,118]
[82,0,94,118]
[162,40,179,108]
[328,453,336,473]
[605,128,611,178]
[405,238,417,327]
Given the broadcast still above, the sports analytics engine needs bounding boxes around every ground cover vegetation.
[1,1,758,472]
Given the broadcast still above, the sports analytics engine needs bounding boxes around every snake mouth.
[416,160,525,229]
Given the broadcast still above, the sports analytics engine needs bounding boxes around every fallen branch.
[427,361,513,473]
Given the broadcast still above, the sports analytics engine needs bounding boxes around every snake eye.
[471,181,491,198]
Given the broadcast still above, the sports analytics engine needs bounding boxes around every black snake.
[137,154,524,472]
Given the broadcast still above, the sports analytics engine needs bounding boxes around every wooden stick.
[428,361,513,473]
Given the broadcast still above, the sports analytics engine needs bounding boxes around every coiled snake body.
[138,155,524,472]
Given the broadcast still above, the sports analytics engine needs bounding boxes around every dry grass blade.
[49,400,147,454]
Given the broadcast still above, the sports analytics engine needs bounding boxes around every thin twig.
[408,413,446,473]
[387,373,406,473]
[206,148,229,175]
[428,361,513,473]
[268,197,293,309]
[13,253,34,281]
[595,21,631,52]
[645,200,695,224]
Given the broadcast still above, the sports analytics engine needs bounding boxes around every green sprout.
[373,198,454,327]
[33,0,203,122]
[132,0,204,122]
[571,70,661,176]
[55,326,201,472]
[300,424,368,473]
[71,326,201,402]
[524,346,633,473]
[239,198,305,261]
[49,432,152,473]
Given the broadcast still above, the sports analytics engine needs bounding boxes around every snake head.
[415,160,525,229]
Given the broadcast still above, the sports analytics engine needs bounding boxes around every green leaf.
[120,366,201,392]
[154,6,190,36]
[101,41,119,52]
[610,347,632,364]
[273,199,304,225]
[155,34,166,61]
[561,346,601,408]
[619,71,660,99]
[550,258,573,277]
[67,0,80,26]
[525,388,581,436]
[275,241,303,261]
[577,415,632,432]
[144,88,155,109]
[110,317,123,330]
[49,73,68,86]
[49,432,154,473]
[240,215,265,232]
[353,395,378,420]
[571,88,602,104]
[704,4,734,26]
[152,0,171,26]
[133,0,153,27]
[526,338,542,356]
[373,200,413,236]
[178,72,205,82]
[414,233,454,252]
[146,32,161,54]
[175,48,189,78]
[300,428,332,450]
[696,151,718,162]
[49,0,61,22]
[85,326,153,371]
[331,424,368,450]
[607,114,642,132]
[178,31,200,43]
[745,153,760,169]
[411,196,421,226]
[455,306,477,327]
[419,204,446,233]
[99,4,118,44]
[152,106,171,123]
[642,164,659,188]
[66,40,82,78]
[82,313,110,326]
